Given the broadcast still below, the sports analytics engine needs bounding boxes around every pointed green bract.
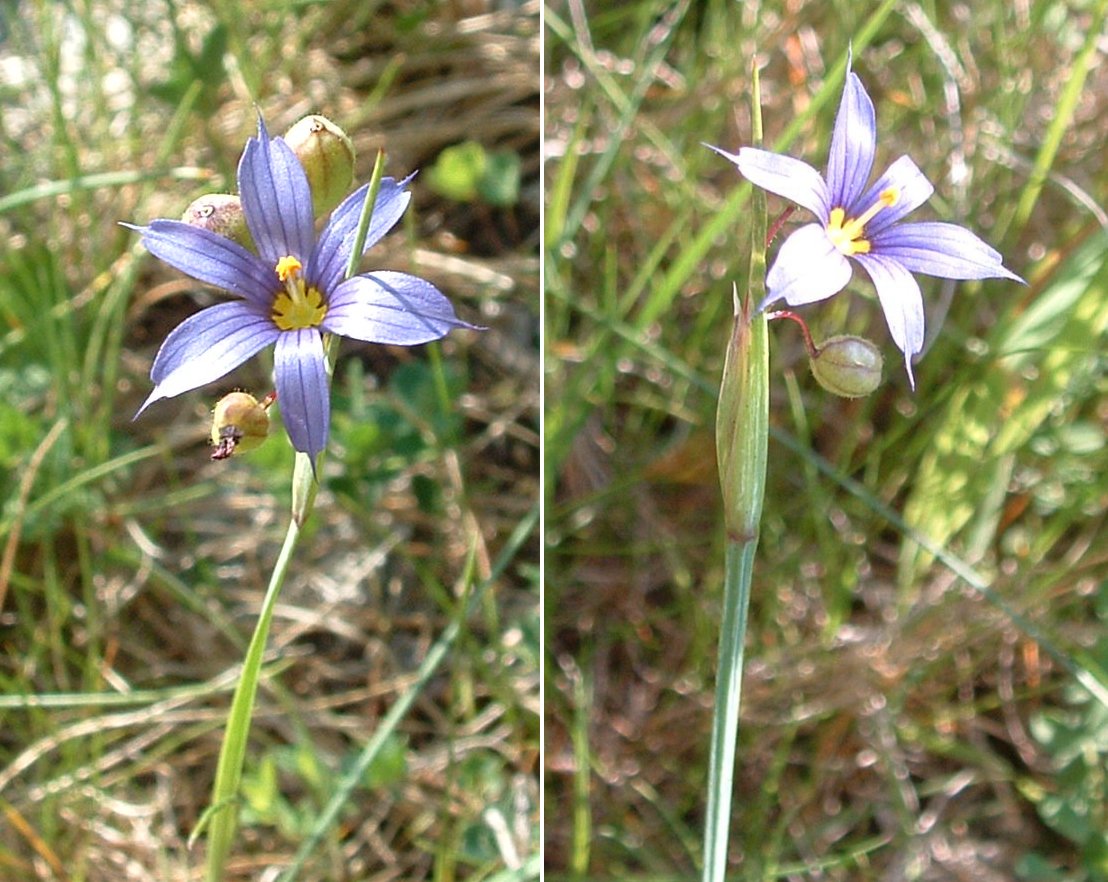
[715,290,768,541]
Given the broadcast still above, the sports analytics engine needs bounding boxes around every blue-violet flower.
[127,117,476,460]
[709,57,1023,386]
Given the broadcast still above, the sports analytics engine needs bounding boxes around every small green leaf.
[427,141,486,202]
[427,141,521,206]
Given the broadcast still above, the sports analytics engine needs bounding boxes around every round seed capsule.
[210,391,273,460]
[809,335,884,398]
[282,115,356,217]
[181,194,252,248]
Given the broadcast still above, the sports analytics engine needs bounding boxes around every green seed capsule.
[283,114,356,217]
[809,335,883,398]
[181,194,252,248]
[210,391,273,460]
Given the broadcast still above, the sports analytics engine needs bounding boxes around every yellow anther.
[275,255,303,281]
[826,187,900,256]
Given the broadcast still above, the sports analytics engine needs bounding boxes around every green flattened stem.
[703,59,769,882]
[203,153,387,882]
[202,518,301,880]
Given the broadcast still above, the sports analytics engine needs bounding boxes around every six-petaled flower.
[709,55,1023,386]
[126,116,476,462]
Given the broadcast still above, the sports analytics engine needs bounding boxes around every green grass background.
[545,0,1107,879]
[0,1,539,879]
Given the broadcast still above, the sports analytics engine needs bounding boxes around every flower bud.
[809,335,883,398]
[282,114,355,217]
[181,194,252,248]
[210,391,273,460]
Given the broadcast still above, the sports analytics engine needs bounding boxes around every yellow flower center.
[826,187,900,256]
[270,255,327,331]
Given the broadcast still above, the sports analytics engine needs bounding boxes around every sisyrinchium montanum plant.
[124,113,477,880]
[701,51,1023,882]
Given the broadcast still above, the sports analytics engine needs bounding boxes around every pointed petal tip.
[962,257,1027,285]
[133,390,163,422]
[704,143,741,165]
[445,314,486,332]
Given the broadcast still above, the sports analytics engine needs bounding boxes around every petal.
[273,328,330,460]
[853,155,935,233]
[123,220,276,306]
[136,301,279,415]
[854,253,925,387]
[826,62,877,209]
[710,145,830,221]
[306,175,413,293]
[870,221,1025,282]
[322,271,479,344]
[238,116,316,264]
[762,224,853,308]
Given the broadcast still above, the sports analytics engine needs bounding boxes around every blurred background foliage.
[0,0,538,879]
[545,0,1106,879]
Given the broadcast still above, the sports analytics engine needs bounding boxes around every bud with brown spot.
[181,194,252,249]
[283,114,356,217]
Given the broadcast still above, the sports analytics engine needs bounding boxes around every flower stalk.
[202,517,302,881]
[703,59,769,882]
[202,143,389,882]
